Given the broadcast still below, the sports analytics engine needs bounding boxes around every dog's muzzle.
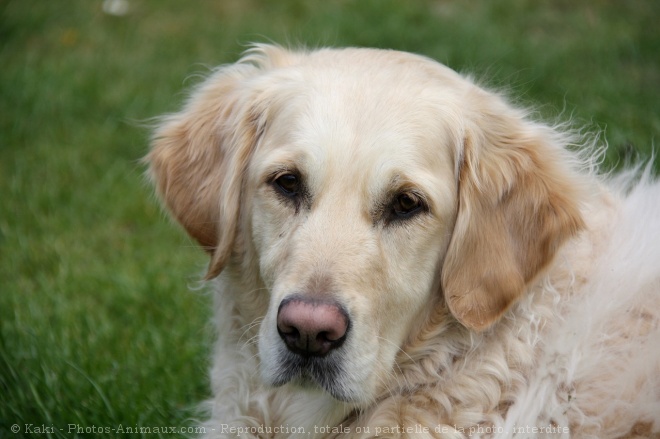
[271,295,353,400]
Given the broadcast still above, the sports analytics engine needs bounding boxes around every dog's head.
[147,45,584,405]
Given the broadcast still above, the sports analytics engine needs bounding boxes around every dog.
[146,45,660,438]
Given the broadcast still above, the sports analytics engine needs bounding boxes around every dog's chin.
[267,350,364,404]
[284,377,353,403]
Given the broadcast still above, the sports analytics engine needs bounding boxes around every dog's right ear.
[146,46,297,279]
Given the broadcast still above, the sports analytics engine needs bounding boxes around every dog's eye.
[392,192,424,218]
[274,173,300,196]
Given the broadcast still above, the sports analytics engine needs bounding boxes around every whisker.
[238,316,265,344]
[375,335,416,365]
[242,334,261,349]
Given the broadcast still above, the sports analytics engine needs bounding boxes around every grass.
[1,0,658,437]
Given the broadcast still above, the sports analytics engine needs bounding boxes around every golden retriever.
[147,45,660,438]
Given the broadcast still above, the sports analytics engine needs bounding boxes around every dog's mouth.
[271,349,353,402]
[266,294,359,402]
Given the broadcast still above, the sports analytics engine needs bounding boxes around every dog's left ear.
[442,92,585,331]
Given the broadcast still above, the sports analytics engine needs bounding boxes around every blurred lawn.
[1,0,658,437]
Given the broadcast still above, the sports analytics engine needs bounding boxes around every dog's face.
[148,46,584,405]
[246,64,460,402]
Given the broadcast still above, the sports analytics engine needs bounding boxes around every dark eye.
[274,173,300,196]
[392,192,424,218]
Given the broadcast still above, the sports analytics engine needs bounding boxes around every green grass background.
[1,1,658,437]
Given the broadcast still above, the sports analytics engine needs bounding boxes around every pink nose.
[277,296,349,357]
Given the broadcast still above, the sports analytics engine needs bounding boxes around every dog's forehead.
[256,59,461,190]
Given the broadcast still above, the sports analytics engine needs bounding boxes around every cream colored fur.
[147,45,660,438]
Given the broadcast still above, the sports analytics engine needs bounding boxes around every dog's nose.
[277,296,349,357]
